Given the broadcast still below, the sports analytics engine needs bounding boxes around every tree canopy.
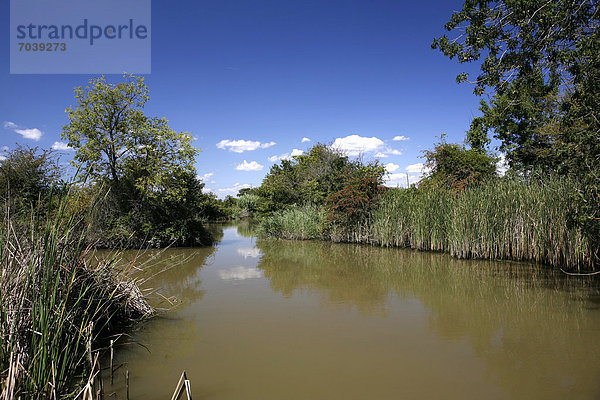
[255,143,384,213]
[422,137,498,190]
[62,75,198,201]
[432,0,599,171]
[62,75,215,247]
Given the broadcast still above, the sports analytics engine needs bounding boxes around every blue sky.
[1,0,493,197]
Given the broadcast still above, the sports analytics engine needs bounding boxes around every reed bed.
[0,192,153,399]
[259,203,326,240]
[260,175,595,271]
[369,176,592,270]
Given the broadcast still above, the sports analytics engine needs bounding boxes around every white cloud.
[393,135,410,141]
[51,141,72,151]
[268,154,288,162]
[207,183,253,198]
[4,121,43,141]
[198,172,214,182]
[332,134,385,156]
[332,134,402,157]
[496,153,508,176]
[406,163,426,173]
[216,139,275,153]
[1,146,8,152]
[301,137,311,143]
[385,163,400,173]
[219,266,263,281]
[268,149,304,162]
[382,162,433,188]
[0,155,6,161]
[15,128,43,141]
[385,172,421,188]
[236,160,264,171]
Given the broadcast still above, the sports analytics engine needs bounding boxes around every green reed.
[259,203,326,240]
[369,175,592,270]
[0,190,152,399]
[259,175,594,270]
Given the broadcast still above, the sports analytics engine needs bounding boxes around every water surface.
[106,224,600,399]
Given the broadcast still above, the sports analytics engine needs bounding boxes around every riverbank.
[259,175,596,271]
[0,194,153,398]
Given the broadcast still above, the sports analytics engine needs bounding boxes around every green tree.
[62,75,211,247]
[62,75,198,200]
[432,0,598,171]
[421,137,497,190]
[0,145,62,206]
[256,144,356,212]
[325,163,385,235]
[433,0,599,265]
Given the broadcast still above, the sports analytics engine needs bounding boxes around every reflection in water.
[255,239,600,399]
[107,225,600,400]
[219,266,263,280]
[236,247,262,259]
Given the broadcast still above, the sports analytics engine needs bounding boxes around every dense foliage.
[432,0,598,166]
[62,75,217,246]
[421,138,498,190]
[0,146,63,208]
[325,165,385,234]
[433,0,599,265]
[255,144,376,212]
[253,144,385,233]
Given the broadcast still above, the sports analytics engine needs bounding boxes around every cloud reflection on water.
[219,266,263,280]
[237,247,262,259]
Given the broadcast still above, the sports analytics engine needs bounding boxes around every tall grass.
[259,204,326,240]
[370,176,592,270]
[0,191,152,398]
[260,175,595,271]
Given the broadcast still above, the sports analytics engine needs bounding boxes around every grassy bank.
[259,203,327,240]
[259,176,595,271]
[0,193,152,398]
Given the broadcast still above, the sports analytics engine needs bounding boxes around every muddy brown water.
[103,223,600,399]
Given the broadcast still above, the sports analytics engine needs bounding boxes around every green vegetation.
[421,136,497,190]
[368,176,590,269]
[62,75,222,247]
[235,193,261,218]
[0,146,63,207]
[0,190,152,398]
[0,76,223,398]
[251,144,384,215]
[259,203,326,240]
[432,0,599,261]
[256,142,594,270]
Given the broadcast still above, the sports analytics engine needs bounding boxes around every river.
[104,223,600,399]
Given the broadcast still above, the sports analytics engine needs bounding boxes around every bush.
[324,165,384,240]
[421,139,497,190]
